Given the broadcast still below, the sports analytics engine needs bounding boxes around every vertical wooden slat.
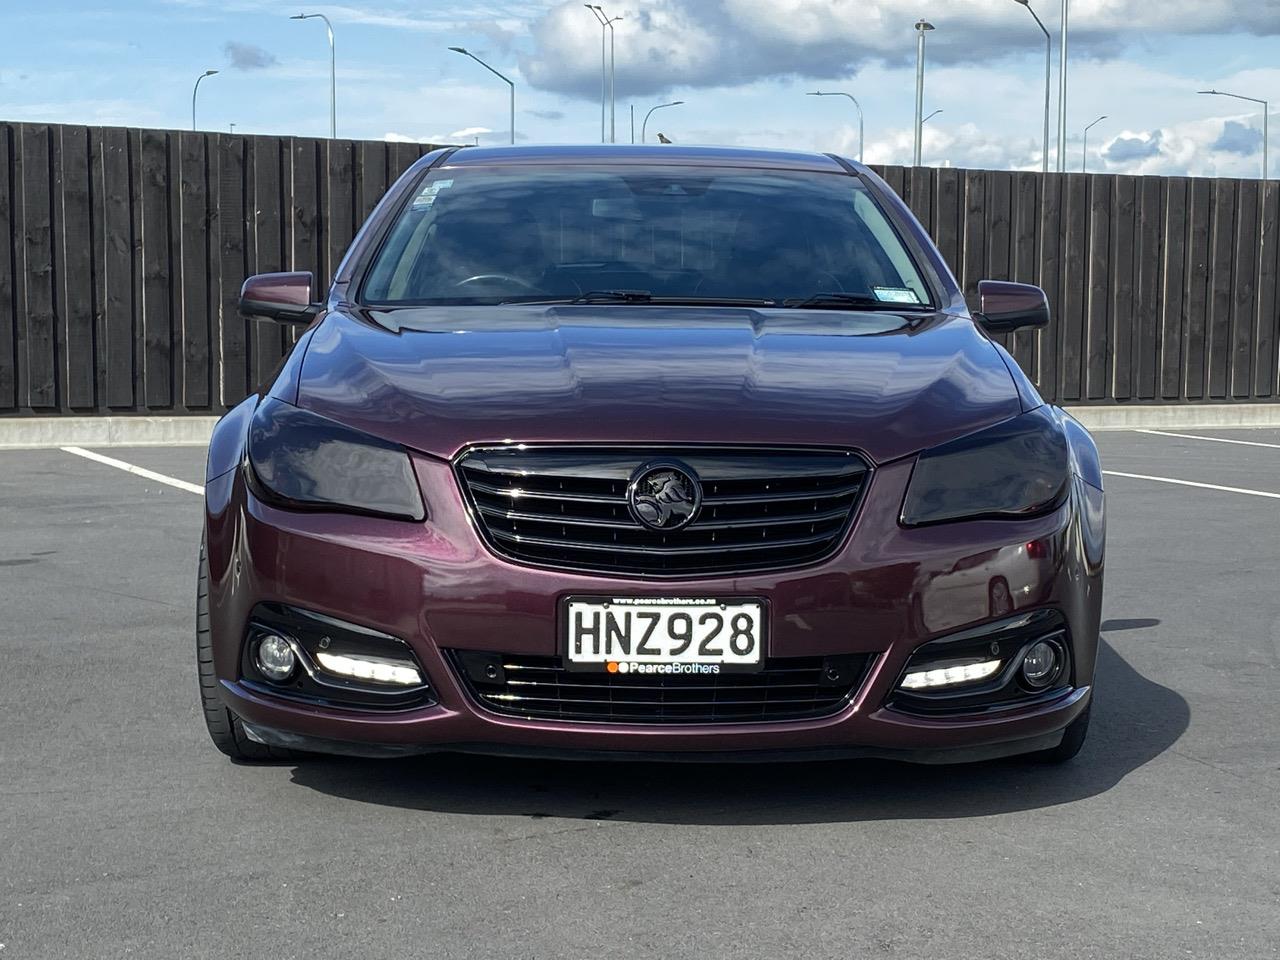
[1183,178,1213,400]
[1159,178,1188,400]
[60,125,96,410]
[1230,179,1259,399]
[961,170,986,303]
[1011,171,1039,377]
[879,165,906,202]
[291,137,321,282]
[1060,174,1088,402]
[1085,176,1112,400]
[906,166,933,231]
[1108,176,1136,401]
[1256,181,1279,398]
[138,129,174,409]
[21,125,58,409]
[1206,179,1237,399]
[179,132,212,409]
[986,171,1013,281]
[388,141,420,182]
[327,139,356,281]
[100,127,136,408]
[217,133,248,406]
[984,171,1013,349]
[358,140,389,225]
[1036,173,1063,401]
[251,136,288,385]
[933,168,962,278]
[0,124,17,411]
[1133,177,1162,400]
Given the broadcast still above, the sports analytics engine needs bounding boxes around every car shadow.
[288,637,1187,825]
[1101,618,1161,632]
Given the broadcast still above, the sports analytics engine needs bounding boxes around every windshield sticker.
[411,179,453,210]
[873,287,923,305]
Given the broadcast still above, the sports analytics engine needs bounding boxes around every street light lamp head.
[449,46,468,54]
[204,69,219,77]
[916,20,936,31]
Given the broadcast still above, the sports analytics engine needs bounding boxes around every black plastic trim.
[886,609,1075,718]
[240,603,435,712]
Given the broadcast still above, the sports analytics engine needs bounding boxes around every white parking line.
[61,446,205,496]
[1136,429,1280,450]
[1104,470,1280,500]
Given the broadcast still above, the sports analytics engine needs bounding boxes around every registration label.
[563,597,767,673]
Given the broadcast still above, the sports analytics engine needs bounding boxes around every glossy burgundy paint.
[296,307,1022,465]
[975,280,1052,334]
[204,145,1105,762]
[240,271,314,310]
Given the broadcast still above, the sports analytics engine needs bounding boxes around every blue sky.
[2,0,1278,176]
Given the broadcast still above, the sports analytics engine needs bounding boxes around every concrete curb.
[2,405,1279,449]
[1061,404,1280,431]
[0,416,219,450]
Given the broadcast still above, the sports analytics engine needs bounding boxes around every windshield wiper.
[783,292,931,311]
[507,291,776,307]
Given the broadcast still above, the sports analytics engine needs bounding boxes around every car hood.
[294,306,1023,465]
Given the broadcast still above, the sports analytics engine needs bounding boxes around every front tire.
[197,541,302,763]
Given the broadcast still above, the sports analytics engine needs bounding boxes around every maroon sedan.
[199,145,1105,765]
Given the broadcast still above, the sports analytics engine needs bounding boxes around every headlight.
[247,398,425,521]
[901,407,1069,526]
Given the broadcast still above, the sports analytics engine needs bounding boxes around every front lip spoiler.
[239,720,1068,765]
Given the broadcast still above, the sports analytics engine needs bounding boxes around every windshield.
[361,165,932,308]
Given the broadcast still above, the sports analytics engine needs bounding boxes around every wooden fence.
[1,119,1278,415]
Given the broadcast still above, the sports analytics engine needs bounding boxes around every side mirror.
[974,280,1050,335]
[239,272,323,324]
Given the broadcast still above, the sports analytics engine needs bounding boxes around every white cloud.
[519,0,1280,99]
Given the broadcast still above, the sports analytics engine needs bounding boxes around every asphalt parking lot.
[2,427,1278,960]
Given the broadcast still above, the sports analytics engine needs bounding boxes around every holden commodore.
[199,145,1105,765]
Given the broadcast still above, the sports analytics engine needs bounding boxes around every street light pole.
[1082,115,1107,173]
[586,5,623,143]
[609,16,620,143]
[642,100,684,144]
[192,69,218,131]
[1058,0,1069,172]
[914,20,935,167]
[1199,89,1269,180]
[807,91,864,163]
[450,47,516,144]
[291,13,336,138]
[1013,0,1052,174]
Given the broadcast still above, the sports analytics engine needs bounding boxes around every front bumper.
[204,453,1104,763]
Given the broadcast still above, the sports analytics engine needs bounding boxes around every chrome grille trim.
[454,445,870,577]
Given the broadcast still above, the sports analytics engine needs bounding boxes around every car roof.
[429,144,853,174]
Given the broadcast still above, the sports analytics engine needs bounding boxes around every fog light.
[316,651,422,687]
[900,659,1002,691]
[1020,640,1060,688]
[255,634,297,682]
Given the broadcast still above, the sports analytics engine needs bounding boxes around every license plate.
[563,597,767,673]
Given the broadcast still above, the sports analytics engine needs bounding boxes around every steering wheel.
[452,274,538,291]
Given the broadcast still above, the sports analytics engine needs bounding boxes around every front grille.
[450,651,871,724]
[455,446,869,577]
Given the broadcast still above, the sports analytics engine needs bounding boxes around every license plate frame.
[561,596,769,674]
